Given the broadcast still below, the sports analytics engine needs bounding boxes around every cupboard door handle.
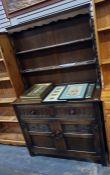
[55,131,63,140]
[50,132,56,137]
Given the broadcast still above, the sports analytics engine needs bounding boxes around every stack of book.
[20,83,53,102]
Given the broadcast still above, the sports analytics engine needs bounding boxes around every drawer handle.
[69,109,76,115]
[30,111,37,115]
[50,130,63,140]
[55,131,63,140]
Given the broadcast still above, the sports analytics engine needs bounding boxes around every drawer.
[55,103,96,119]
[16,103,96,120]
[16,105,54,118]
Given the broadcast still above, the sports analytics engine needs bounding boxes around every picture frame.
[43,85,66,102]
[2,0,62,18]
[20,83,53,100]
[59,83,89,100]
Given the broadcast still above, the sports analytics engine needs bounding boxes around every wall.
[0,0,10,32]
[0,0,90,31]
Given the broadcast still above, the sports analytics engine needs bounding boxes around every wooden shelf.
[0,73,10,82]
[101,88,110,101]
[0,116,18,123]
[98,26,110,32]
[0,76,10,82]
[21,59,96,74]
[0,72,9,77]
[101,59,110,65]
[102,85,110,90]
[17,37,93,55]
[0,97,16,104]
[94,0,105,4]
[0,133,25,145]
[0,58,4,62]
[0,124,25,145]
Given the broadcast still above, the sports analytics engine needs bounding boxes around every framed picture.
[2,0,62,18]
[43,85,66,102]
[59,83,89,100]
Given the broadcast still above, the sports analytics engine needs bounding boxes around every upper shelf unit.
[8,4,99,89]
[14,14,92,54]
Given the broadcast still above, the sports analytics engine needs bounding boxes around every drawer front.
[55,103,95,119]
[16,103,96,120]
[16,105,54,118]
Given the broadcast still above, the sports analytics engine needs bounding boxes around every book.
[59,83,88,100]
[43,85,66,102]
[20,83,53,100]
[85,83,95,99]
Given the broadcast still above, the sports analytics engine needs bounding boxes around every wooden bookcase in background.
[0,33,25,145]
[93,0,110,162]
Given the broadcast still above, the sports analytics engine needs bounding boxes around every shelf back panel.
[19,41,95,70]
[24,65,98,86]
[13,14,91,53]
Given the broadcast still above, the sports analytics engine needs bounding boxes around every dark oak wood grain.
[10,4,107,165]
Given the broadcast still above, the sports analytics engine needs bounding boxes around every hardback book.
[20,83,53,100]
[59,83,88,100]
[43,85,66,102]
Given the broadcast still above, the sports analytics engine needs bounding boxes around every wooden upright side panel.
[0,33,25,145]
[0,33,24,97]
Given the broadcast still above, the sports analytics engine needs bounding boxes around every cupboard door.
[25,119,101,155]
[48,120,67,152]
